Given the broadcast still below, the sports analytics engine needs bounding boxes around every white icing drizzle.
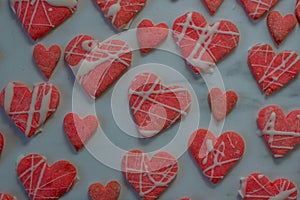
[173,12,239,73]
[239,174,297,200]
[65,35,131,98]
[245,0,276,19]
[107,0,121,24]
[249,44,300,94]
[128,73,191,137]
[123,152,178,199]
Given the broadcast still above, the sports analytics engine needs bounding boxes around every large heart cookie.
[17,154,77,200]
[0,82,60,138]
[173,11,240,74]
[239,0,279,20]
[189,129,245,184]
[64,113,98,152]
[65,35,132,99]
[129,72,191,138]
[239,173,297,199]
[94,0,147,31]
[257,105,300,158]
[208,88,238,121]
[248,43,300,96]
[122,150,178,200]
[88,181,120,200]
[10,0,78,40]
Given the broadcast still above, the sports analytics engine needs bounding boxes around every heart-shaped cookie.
[64,113,98,152]
[203,0,223,15]
[88,181,120,200]
[173,11,240,74]
[248,43,300,96]
[10,0,78,41]
[239,0,279,20]
[17,154,77,200]
[122,150,178,200]
[257,105,300,158]
[33,44,61,80]
[0,82,60,138]
[267,11,297,45]
[208,88,238,121]
[94,0,147,31]
[0,193,15,200]
[65,35,132,99]
[137,19,169,54]
[129,72,191,138]
[296,0,300,23]
[239,173,297,199]
[189,129,245,184]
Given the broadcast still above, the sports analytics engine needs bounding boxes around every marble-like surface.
[0,0,299,199]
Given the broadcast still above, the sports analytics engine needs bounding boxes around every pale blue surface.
[0,0,300,199]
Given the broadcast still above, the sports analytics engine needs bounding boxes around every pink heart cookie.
[64,113,98,152]
[173,11,240,74]
[65,35,132,99]
[10,0,78,40]
[248,43,300,96]
[129,72,191,138]
[122,150,178,200]
[0,82,60,138]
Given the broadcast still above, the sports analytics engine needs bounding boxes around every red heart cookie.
[248,43,300,96]
[257,105,300,158]
[173,11,240,74]
[137,19,169,54]
[33,44,61,80]
[267,11,297,45]
[88,181,120,200]
[239,0,279,20]
[208,88,238,121]
[10,0,78,41]
[17,154,77,200]
[64,35,132,99]
[0,82,60,138]
[129,72,191,138]
[0,194,15,200]
[122,150,178,200]
[296,0,300,23]
[239,173,297,199]
[63,113,98,152]
[189,129,245,184]
[203,0,223,15]
[94,0,147,31]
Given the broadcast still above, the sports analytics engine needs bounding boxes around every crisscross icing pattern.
[240,0,279,20]
[189,129,245,184]
[17,154,77,200]
[239,173,297,200]
[65,35,132,98]
[0,82,60,138]
[258,105,300,158]
[122,150,178,200]
[248,43,300,96]
[10,0,77,40]
[95,0,147,30]
[129,73,191,138]
[172,11,239,74]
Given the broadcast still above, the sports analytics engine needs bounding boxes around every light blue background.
[0,0,300,199]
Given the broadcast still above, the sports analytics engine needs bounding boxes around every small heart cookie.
[267,11,297,45]
[137,19,169,54]
[122,150,178,200]
[17,154,77,200]
[208,88,238,121]
[33,44,61,80]
[88,181,120,200]
[203,0,223,15]
[189,129,245,184]
[64,113,98,152]
[239,173,297,199]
